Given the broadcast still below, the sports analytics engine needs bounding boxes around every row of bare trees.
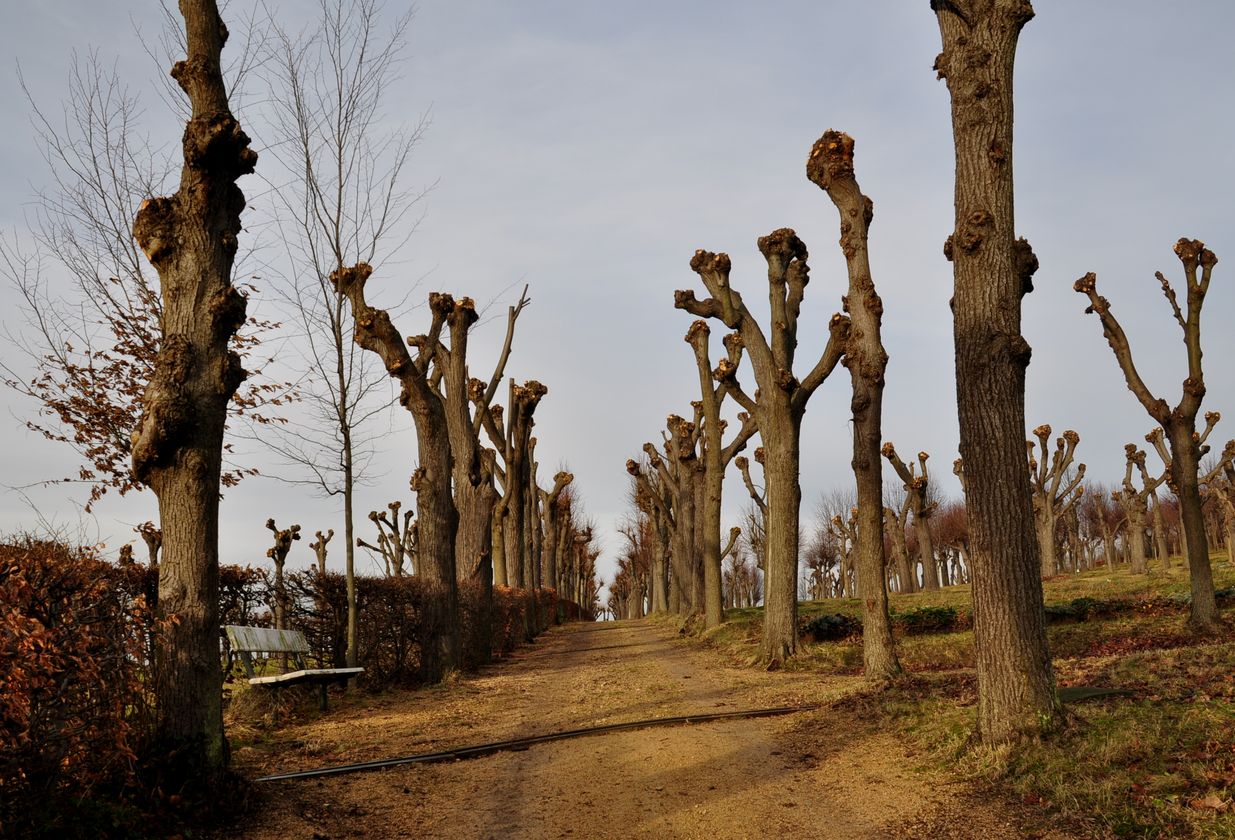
[613,0,1228,748]
[624,130,903,681]
[799,424,1235,600]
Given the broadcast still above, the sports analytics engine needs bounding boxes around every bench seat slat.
[248,667,365,686]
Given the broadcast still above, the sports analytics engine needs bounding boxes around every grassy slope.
[685,560,1235,839]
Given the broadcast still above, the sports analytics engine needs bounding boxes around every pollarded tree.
[1026,425,1086,578]
[136,521,163,569]
[676,231,849,665]
[1141,419,1227,572]
[540,470,575,594]
[332,269,461,678]
[129,0,258,779]
[931,0,1060,742]
[684,321,757,628]
[882,445,940,591]
[884,487,914,594]
[310,528,333,575]
[734,448,768,577]
[1116,444,1166,576]
[265,519,301,630]
[829,509,859,599]
[357,501,416,577]
[628,414,701,614]
[807,129,899,679]
[627,461,672,612]
[1214,446,1235,567]
[1075,240,1221,628]
[497,380,548,589]
[439,288,529,586]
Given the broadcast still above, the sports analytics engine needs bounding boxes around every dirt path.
[232,621,1062,839]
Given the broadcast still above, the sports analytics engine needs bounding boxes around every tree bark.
[333,270,461,679]
[932,0,1061,742]
[808,129,899,681]
[130,0,257,778]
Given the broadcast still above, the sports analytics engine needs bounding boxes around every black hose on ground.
[254,703,821,783]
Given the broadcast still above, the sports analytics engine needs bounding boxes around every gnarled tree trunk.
[809,130,899,680]
[130,0,257,778]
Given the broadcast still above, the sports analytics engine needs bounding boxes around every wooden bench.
[225,625,363,711]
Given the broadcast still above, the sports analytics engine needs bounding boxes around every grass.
[690,558,1235,838]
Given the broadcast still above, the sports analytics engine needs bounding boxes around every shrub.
[801,612,861,642]
[0,539,151,837]
[892,605,965,635]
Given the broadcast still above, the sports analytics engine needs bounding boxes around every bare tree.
[883,486,913,594]
[136,520,164,569]
[684,321,757,628]
[332,270,461,679]
[806,129,899,679]
[1075,239,1221,628]
[128,0,258,778]
[828,508,859,599]
[931,0,1060,741]
[1026,425,1086,578]
[628,414,701,615]
[265,518,301,630]
[356,500,416,577]
[261,0,425,668]
[491,380,548,588]
[1116,444,1166,576]
[882,445,939,591]
[1215,448,1235,567]
[676,231,849,665]
[2,51,280,511]
[309,528,334,574]
[540,469,575,593]
[627,463,671,612]
[735,450,768,581]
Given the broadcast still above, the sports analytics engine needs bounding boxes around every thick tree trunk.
[675,474,697,616]
[651,521,670,613]
[933,0,1060,742]
[1036,514,1057,578]
[887,515,913,596]
[701,452,724,626]
[492,505,507,586]
[1126,505,1149,575]
[1168,425,1217,627]
[130,0,257,779]
[917,519,940,591]
[410,413,462,679]
[1150,494,1172,570]
[691,463,706,615]
[761,416,801,665]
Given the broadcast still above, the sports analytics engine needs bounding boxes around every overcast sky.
[2,1,1234,598]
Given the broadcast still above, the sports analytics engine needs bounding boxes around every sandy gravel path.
[231,620,1062,839]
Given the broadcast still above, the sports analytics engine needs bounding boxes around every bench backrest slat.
[225,625,311,654]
